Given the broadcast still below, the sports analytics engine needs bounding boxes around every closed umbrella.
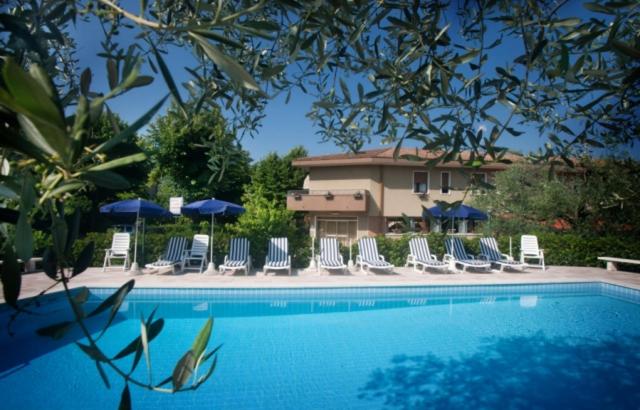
[100,198,173,274]
[181,198,245,274]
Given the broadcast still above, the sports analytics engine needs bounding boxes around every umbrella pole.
[129,207,142,275]
[204,213,216,274]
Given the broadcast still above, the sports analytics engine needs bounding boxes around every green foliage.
[230,186,309,268]
[473,160,640,236]
[146,103,251,203]
[250,146,308,205]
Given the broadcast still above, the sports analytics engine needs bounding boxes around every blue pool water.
[1,282,640,409]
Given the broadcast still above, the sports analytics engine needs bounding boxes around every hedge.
[62,229,640,271]
[367,232,640,270]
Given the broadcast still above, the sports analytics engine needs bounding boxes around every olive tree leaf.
[72,241,94,276]
[95,361,111,389]
[80,68,92,96]
[76,342,108,362]
[65,208,81,255]
[93,96,167,155]
[87,279,135,338]
[152,45,186,117]
[15,212,33,262]
[42,247,58,279]
[81,171,131,190]
[36,320,73,339]
[191,317,213,361]
[0,242,21,308]
[172,317,213,391]
[172,350,196,391]
[86,153,147,172]
[15,171,35,261]
[118,384,131,410]
[189,32,262,93]
[107,59,118,90]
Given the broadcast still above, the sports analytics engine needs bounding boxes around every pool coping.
[4,265,640,303]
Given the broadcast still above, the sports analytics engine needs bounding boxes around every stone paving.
[5,263,640,301]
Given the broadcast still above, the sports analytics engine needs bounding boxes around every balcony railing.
[287,189,368,212]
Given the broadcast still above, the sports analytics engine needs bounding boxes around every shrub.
[230,187,310,268]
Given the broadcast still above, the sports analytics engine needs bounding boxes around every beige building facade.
[287,148,518,243]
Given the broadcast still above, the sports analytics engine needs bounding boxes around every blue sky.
[70,3,638,162]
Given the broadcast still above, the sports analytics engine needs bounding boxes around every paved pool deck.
[6,264,640,301]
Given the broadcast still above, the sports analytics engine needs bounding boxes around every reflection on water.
[99,293,554,320]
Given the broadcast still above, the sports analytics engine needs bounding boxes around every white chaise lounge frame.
[444,237,491,272]
[181,234,209,273]
[264,237,291,275]
[356,237,394,273]
[219,237,251,275]
[405,237,448,273]
[520,235,545,270]
[103,233,131,271]
[145,236,188,274]
[479,237,525,272]
[317,237,347,274]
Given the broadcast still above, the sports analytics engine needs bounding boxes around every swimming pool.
[1,282,639,409]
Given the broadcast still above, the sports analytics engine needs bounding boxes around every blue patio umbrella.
[423,204,487,233]
[181,198,245,273]
[100,198,173,274]
[425,204,488,220]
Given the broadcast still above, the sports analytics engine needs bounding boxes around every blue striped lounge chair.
[444,237,491,272]
[219,237,251,275]
[356,237,394,273]
[264,237,291,275]
[145,236,188,274]
[405,237,448,273]
[318,237,347,273]
[479,237,525,272]
[181,234,209,273]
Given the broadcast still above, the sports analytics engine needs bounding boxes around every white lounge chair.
[356,237,394,273]
[318,237,347,274]
[405,237,448,273]
[444,237,491,272]
[219,237,251,275]
[181,234,209,273]
[145,236,188,274]
[102,232,131,271]
[264,237,291,275]
[479,237,525,272]
[520,235,545,270]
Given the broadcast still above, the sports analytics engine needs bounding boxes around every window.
[470,172,486,185]
[413,171,429,193]
[441,172,450,194]
[317,218,358,245]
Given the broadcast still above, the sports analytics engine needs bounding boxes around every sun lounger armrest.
[223,255,229,264]
[355,255,362,263]
[406,254,415,263]
[429,255,438,261]
[443,254,454,262]
[378,255,386,262]
[478,254,489,261]
[501,253,513,261]
[338,254,344,264]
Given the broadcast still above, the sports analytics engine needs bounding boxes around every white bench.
[598,257,640,271]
